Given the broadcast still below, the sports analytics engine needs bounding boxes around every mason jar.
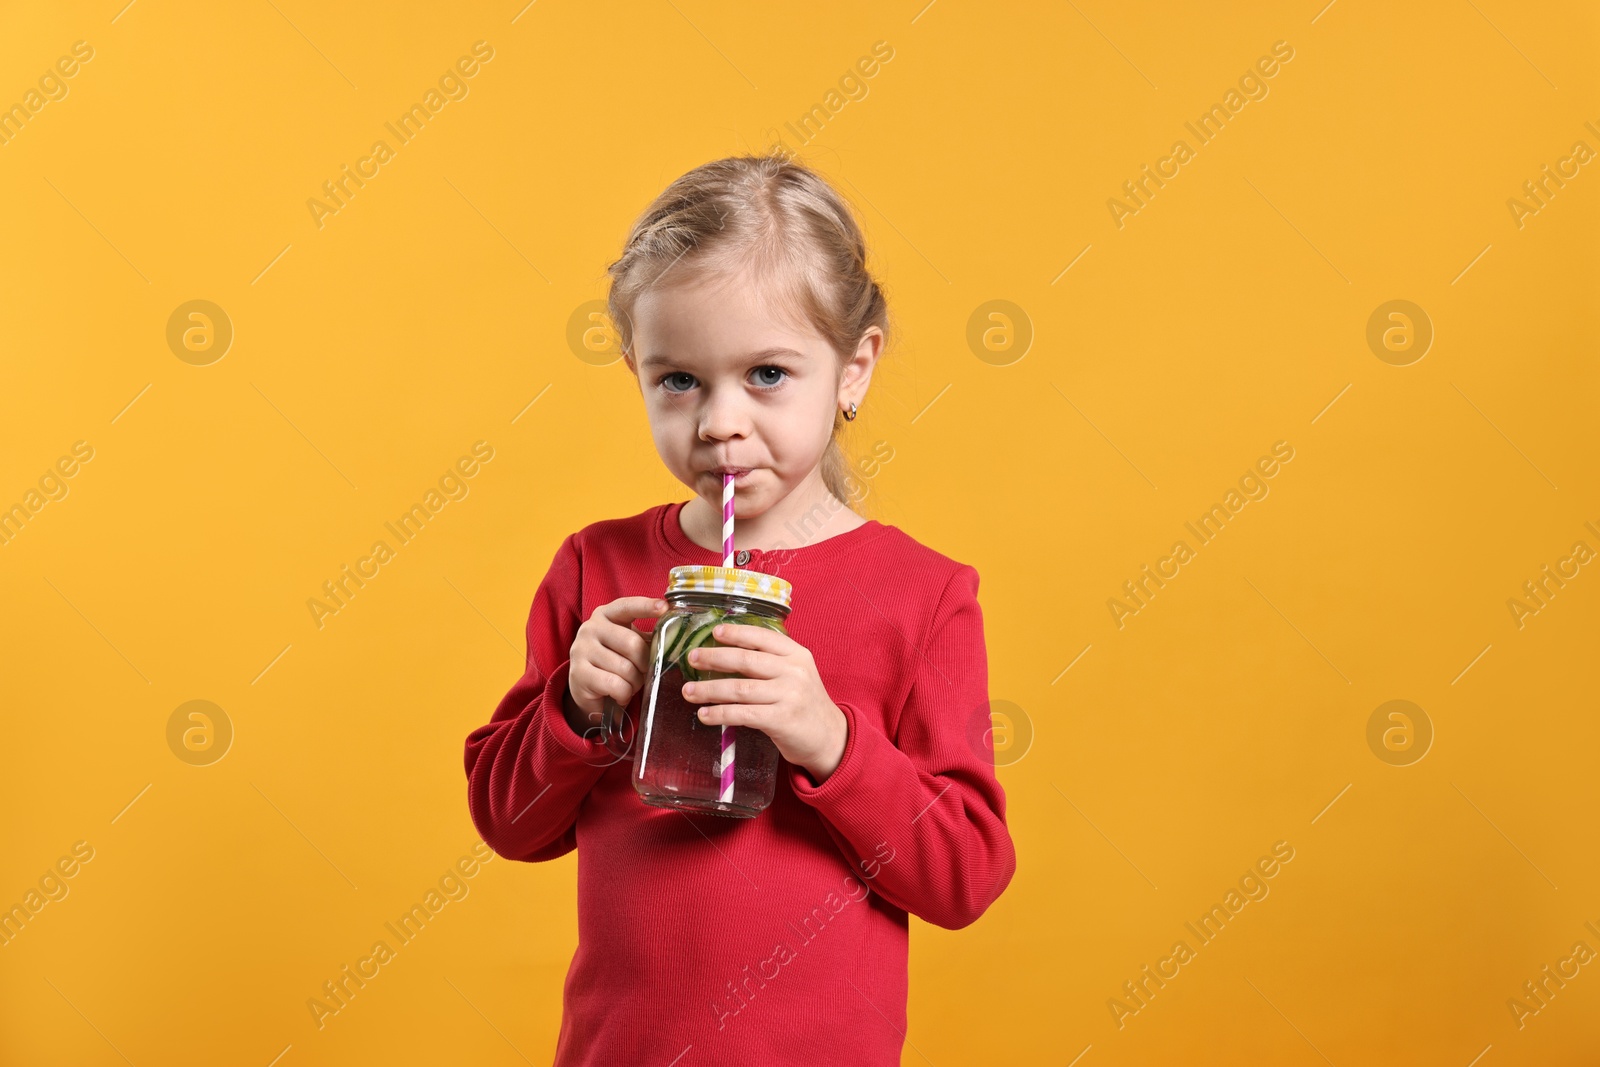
[602,566,793,818]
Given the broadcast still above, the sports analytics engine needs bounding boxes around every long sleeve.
[464,533,611,862]
[786,564,1017,930]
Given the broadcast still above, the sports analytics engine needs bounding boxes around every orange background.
[1,1,1596,1064]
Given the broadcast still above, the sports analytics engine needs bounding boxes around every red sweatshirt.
[463,500,1016,1066]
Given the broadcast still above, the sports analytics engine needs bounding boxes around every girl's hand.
[681,623,848,784]
[565,596,668,736]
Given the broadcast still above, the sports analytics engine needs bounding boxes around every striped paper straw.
[718,472,736,804]
[722,472,735,564]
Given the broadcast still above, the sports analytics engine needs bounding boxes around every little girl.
[463,154,1016,1066]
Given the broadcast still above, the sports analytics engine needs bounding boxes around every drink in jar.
[629,566,793,818]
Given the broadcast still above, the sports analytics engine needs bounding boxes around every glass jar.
[602,566,793,818]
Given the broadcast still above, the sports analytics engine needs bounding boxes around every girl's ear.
[841,327,884,393]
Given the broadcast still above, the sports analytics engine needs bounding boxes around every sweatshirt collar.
[656,498,888,572]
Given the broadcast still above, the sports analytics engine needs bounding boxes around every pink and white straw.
[721,474,736,563]
[718,472,737,804]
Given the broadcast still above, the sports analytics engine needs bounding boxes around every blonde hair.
[606,153,890,507]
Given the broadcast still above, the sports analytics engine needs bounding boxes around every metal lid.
[665,565,793,612]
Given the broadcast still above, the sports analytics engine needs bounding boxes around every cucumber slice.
[677,621,723,681]
[662,609,716,666]
[673,609,729,680]
[673,611,786,681]
[657,612,694,665]
[730,613,786,633]
[654,614,689,667]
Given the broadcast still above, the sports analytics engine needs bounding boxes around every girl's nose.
[696,387,750,441]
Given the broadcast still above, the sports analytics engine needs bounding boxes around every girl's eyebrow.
[743,347,807,362]
[640,347,807,372]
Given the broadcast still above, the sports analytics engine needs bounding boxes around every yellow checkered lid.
[665,565,793,612]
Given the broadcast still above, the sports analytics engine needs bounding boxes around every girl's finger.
[706,622,789,651]
[590,646,644,691]
[598,597,669,624]
[681,676,770,706]
[686,645,780,679]
[695,704,767,728]
[596,623,653,673]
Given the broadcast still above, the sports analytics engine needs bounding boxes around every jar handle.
[595,696,634,759]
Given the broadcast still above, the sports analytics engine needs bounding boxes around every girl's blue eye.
[658,367,788,393]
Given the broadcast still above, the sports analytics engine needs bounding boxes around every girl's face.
[623,270,875,519]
